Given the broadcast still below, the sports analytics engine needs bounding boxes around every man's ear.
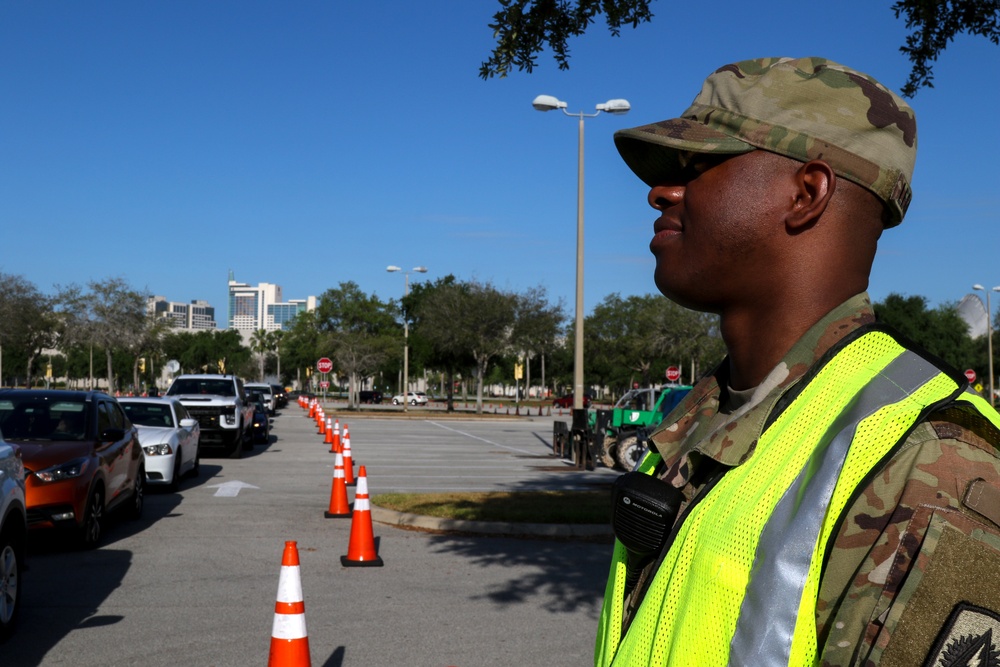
[786,160,835,231]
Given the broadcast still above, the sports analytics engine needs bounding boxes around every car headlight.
[34,457,90,483]
[224,410,237,425]
[143,444,174,456]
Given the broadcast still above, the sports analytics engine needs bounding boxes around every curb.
[370,506,613,539]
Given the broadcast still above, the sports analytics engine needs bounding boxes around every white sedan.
[119,397,200,490]
[391,391,429,406]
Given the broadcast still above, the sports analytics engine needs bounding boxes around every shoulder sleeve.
[817,419,1000,666]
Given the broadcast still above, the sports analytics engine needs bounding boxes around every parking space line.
[425,421,539,455]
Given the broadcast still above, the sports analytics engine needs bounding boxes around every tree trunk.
[105,349,115,394]
[445,367,455,412]
[475,359,485,414]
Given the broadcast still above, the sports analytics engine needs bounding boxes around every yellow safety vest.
[596,328,1000,666]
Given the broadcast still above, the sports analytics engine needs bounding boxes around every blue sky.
[2,1,998,325]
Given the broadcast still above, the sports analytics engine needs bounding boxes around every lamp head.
[532,94,566,112]
[387,266,401,273]
[597,99,631,115]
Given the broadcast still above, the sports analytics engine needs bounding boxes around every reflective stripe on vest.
[596,330,973,667]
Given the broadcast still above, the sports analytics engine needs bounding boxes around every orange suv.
[0,390,145,548]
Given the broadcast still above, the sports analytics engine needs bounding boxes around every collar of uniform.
[650,292,876,471]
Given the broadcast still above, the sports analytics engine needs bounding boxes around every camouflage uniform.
[605,58,1000,666]
[622,293,1000,665]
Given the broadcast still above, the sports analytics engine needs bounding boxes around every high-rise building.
[227,272,316,333]
[147,296,217,330]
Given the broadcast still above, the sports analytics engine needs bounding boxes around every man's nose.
[647,184,684,210]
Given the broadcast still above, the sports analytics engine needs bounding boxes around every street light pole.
[533,95,630,411]
[973,284,1000,406]
[388,265,427,413]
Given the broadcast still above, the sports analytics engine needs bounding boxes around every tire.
[410,399,417,406]
[191,449,200,478]
[614,433,645,471]
[600,435,618,469]
[78,486,104,549]
[169,456,182,492]
[0,528,22,641]
[129,467,145,520]
[229,432,244,459]
[392,399,400,405]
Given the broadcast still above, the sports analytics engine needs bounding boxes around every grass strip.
[371,490,611,524]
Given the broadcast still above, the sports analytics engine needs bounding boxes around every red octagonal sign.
[666,366,681,383]
[316,357,333,374]
[965,368,977,383]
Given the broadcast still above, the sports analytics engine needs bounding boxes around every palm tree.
[249,329,270,381]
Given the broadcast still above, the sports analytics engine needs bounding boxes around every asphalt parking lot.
[4,403,619,667]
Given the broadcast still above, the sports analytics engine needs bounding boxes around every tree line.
[0,271,994,409]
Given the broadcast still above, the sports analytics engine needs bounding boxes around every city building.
[147,296,217,330]
[227,271,316,336]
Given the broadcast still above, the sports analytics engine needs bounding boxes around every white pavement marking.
[207,480,260,497]
[425,421,539,455]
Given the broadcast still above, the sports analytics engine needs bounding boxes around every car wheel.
[191,449,200,477]
[410,399,417,406]
[169,456,182,492]
[392,399,399,405]
[614,433,645,471]
[600,435,618,469]
[129,467,145,520]
[0,528,22,640]
[78,486,104,549]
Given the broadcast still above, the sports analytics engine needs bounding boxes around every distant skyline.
[3,2,998,322]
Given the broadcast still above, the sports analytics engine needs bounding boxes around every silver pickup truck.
[165,374,254,458]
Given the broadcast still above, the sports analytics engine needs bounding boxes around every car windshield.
[167,379,234,396]
[0,396,89,441]
[121,402,176,428]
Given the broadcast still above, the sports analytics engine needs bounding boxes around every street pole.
[388,265,428,413]
[973,284,999,406]
[532,95,630,411]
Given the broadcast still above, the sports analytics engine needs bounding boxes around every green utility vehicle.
[595,385,692,470]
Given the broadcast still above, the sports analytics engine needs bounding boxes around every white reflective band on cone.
[272,613,307,640]
[276,565,303,602]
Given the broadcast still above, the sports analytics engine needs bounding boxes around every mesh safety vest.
[595,327,1000,667]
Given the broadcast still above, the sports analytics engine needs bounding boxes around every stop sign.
[316,357,333,374]
[666,366,681,383]
[965,369,977,383]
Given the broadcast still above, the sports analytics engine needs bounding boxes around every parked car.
[391,392,428,406]
[247,393,270,444]
[0,432,26,639]
[359,390,383,404]
[245,383,276,415]
[0,390,144,549]
[119,397,200,491]
[552,393,592,409]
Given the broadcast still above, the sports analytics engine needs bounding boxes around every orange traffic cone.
[342,430,355,486]
[330,419,341,453]
[308,399,316,419]
[268,541,311,667]
[318,414,326,436]
[324,453,351,518]
[324,418,334,447]
[341,466,383,567]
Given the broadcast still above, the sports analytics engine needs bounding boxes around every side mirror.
[179,418,198,429]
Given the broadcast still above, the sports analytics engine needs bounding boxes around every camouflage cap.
[614,57,917,226]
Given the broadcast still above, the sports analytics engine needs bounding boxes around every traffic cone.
[324,418,334,447]
[268,541,311,667]
[340,423,350,455]
[341,466,383,567]
[308,399,316,419]
[329,419,341,453]
[324,453,351,518]
[342,431,355,486]
[318,414,326,436]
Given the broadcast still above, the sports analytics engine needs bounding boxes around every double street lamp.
[388,265,427,412]
[973,283,1000,406]
[532,94,630,411]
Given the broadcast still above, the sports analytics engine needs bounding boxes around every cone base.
[341,554,384,567]
[324,511,352,519]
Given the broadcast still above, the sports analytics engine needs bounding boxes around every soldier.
[595,57,1000,666]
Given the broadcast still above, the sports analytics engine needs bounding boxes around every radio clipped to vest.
[611,469,685,596]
